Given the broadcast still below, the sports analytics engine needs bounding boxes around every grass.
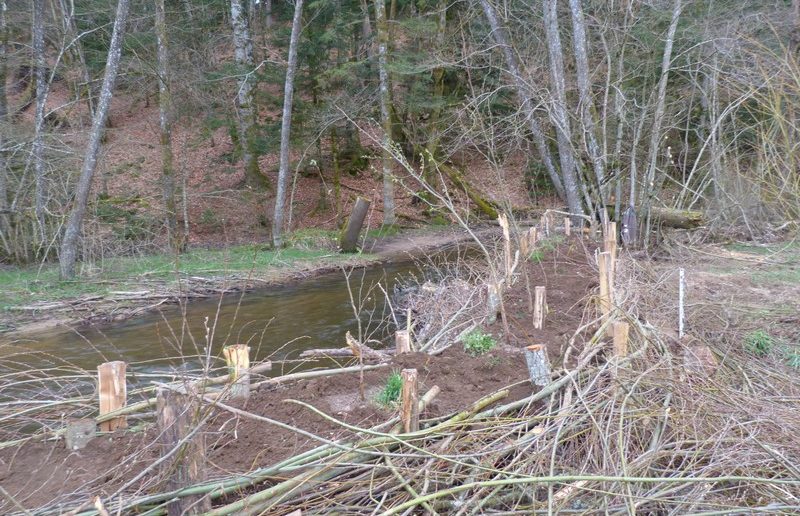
[375,371,403,407]
[366,224,402,239]
[462,330,496,357]
[0,244,369,308]
[743,329,775,356]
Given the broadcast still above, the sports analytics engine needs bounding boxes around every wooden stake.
[564,217,571,236]
[487,282,501,324]
[598,252,612,324]
[339,196,371,253]
[98,361,127,432]
[533,286,546,330]
[498,213,512,281]
[65,419,95,450]
[400,369,419,433]
[612,321,630,357]
[678,267,686,339]
[524,345,551,386]
[157,388,210,515]
[222,344,250,400]
[541,213,550,236]
[395,330,411,355]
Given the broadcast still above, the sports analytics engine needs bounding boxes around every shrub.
[376,371,403,407]
[744,329,775,356]
[463,330,496,357]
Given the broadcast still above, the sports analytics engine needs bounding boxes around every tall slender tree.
[0,0,8,217]
[32,0,48,238]
[59,0,130,279]
[230,0,266,189]
[542,0,584,219]
[272,0,305,247]
[478,0,565,200]
[155,0,180,252]
[374,0,395,226]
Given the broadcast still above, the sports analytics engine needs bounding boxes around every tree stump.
[395,330,411,354]
[339,196,371,252]
[222,344,250,400]
[533,286,546,330]
[156,388,210,515]
[97,361,127,432]
[525,345,551,386]
[400,369,419,432]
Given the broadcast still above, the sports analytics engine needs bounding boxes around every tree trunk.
[641,0,682,229]
[58,0,95,117]
[360,0,372,57]
[155,0,180,252]
[33,0,48,239]
[568,0,606,204]
[272,0,305,247]
[59,0,130,279]
[340,196,371,253]
[230,0,266,189]
[478,0,565,200]
[542,0,585,221]
[374,0,395,226]
[423,0,447,184]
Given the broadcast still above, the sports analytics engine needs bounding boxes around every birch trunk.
[542,0,584,219]
[272,0,304,247]
[33,0,48,237]
[155,0,179,252]
[374,0,395,226]
[230,0,266,189]
[568,0,606,203]
[479,0,565,200]
[59,0,130,279]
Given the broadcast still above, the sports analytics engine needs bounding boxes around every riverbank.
[0,226,493,338]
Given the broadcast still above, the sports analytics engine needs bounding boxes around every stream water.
[0,260,426,377]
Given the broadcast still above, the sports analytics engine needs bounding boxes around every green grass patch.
[462,330,496,357]
[367,224,402,239]
[375,371,403,407]
[743,329,776,356]
[0,244,363,308]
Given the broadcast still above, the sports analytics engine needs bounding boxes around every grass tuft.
[463,330,496,357]
[375,371,403,407]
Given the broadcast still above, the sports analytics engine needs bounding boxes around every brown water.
[0,260,425,378]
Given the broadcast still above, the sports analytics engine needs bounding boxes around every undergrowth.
[375,371,403,407]
[463,330,496,357]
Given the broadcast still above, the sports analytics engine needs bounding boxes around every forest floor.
[0,225,495,337]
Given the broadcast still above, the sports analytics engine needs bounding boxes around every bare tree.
[542,0,584,219]
[32,0,48,237]
[569,0,606,204]
[59,0,130,279]
[155,0,180,252]
[272,0,305,247]
[641,0,682,230]
[374,0,395,226]
[478,0,565,200]
[230,0,266,189]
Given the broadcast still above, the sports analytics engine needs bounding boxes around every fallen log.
[650,207,705,229]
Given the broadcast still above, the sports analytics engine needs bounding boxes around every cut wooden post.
[487,282,501,323]
[564,217,571,236]
[339,196,371,253]
[498,213,512,281]
[400,369,419,433]
[97,361,127,432]
[156,388,210,515]
[604,221,618,288]
[533,286,546,330]
[65,419,96,450]
[222,344,250,400]
[612,321,630,357]
[540,212,550,236]
[521,227,539,258]
[395,330,411,354]
[525,345,551,386]
[598,252,612,324]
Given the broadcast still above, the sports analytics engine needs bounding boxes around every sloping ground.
[0,236,596,513]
